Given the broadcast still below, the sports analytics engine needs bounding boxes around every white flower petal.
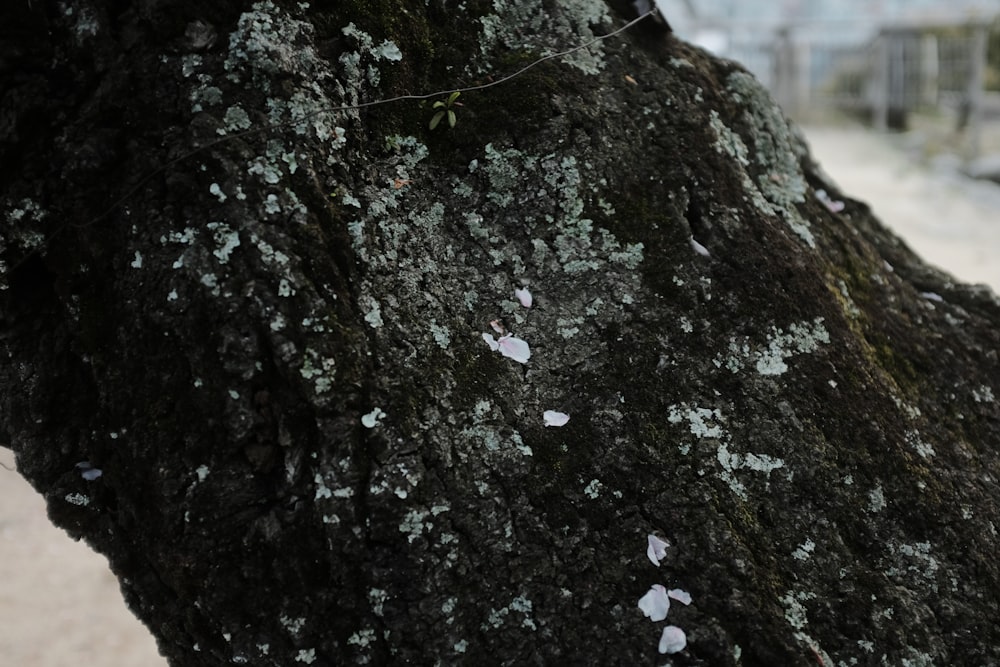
[690,237,710,257]
[667,588,692,605]
[815,188,845,213]
[658,625,687,654]
[543,410,570,427]
[497,335,530,364]
[647,534,670,566]
[361,407,385,428]
[482,332,500,351]
[514,287,533,308]
[638,585,670,622]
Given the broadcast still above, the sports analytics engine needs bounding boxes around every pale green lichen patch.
[190,84,223,113]
[791,538,815,561]
[781,590,815,630]
[205,222,241,264]
[428,321,451,349]
[65,492,91,506]
[726,72,808,210]
[454,401,533,463]
[715,318,830,376]
[668,404,724,439]
[716,441,784,499]
[360,295,383,328]
[755,319,830,375]
[220,105,252,134]
[347,628,377,648]
[399,508,430,543]
[723,71,814,246]
[225,1,321,90]
[293,648,316,664]
[181,54,201,78]
[709,111,750,168]
[314,472,332,500]
[477,0,610,75]
[868,485,886,512]
[299,349,335,395]
[340,23,404,88]
[5,198,47,252]
[340,23,403,67]
[973,385,995,403]
[463,144,645,295]
[836,279,861,319]
[668,402,786,498]
[891,395,922,420]
[482,594,538,631]
[556,316,583,339]
[279,614,306,636]
[904,430,935,459]
[885,541,941,592]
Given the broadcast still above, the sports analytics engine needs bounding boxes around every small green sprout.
[429,91,461,130]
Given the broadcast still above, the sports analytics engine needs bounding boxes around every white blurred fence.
[724,20,996,155]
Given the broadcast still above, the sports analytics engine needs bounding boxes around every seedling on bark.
[429,91,461,130]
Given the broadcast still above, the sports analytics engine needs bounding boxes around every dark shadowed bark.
[3,1,1000,665]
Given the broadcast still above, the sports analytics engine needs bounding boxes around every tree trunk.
[3,2,999,665]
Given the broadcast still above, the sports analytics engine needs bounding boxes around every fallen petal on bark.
[658,625,687,654]
[647,534,670,566]
[544,410,570,427]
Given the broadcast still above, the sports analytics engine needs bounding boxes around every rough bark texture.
[3,1,1000,666]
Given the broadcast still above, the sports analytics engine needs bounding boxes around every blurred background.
[664,0,1000,290]
[3,3,999,666]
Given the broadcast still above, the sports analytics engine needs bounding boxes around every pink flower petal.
[815,188,845,213]
[658,625,687,654]
[497,335,530,364]
[544,410,570,427]
[482,332,500,351]
[667,589,692,605]
[690,237,710,257]
[647,534,670,566]
[638,585,670,622]
[514,287,533,308]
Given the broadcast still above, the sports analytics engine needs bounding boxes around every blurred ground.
[0,449,167,666]
[802,122,1000,292]
[0,124,997,667]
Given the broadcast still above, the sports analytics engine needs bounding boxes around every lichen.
[715,318,830,376]
[294,648,316,664]
[868,485,886,512]
[792,539,815,561]
[220,105,252,134]
[64,492,91,506]
[206,222,241,264]
[726,71,808,211]
[477,0,611,75]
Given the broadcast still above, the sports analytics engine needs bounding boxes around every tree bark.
[3,1,1000,665]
